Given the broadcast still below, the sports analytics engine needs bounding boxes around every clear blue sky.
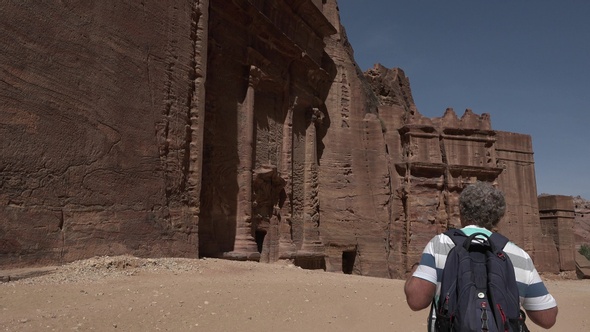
[338,0,590,199]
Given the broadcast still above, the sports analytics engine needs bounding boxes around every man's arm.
[526,307,558,329]
[404,264,436,311]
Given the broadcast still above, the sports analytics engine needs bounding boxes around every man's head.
[459,181,506,230]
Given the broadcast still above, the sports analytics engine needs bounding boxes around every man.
[404,181,558,329]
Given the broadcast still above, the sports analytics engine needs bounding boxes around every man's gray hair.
[459,181,506,229]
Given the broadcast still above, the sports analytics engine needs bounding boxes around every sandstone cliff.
[1,0,206,265]
[0,0,569,277]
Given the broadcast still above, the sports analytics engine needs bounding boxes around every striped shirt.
[413,225,557,311]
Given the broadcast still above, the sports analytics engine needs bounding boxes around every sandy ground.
[1,256,588,332]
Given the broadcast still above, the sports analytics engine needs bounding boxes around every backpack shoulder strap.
[445,229,510,250]
[446,229,508,252]
[489,232,510,253]
[443,229,467,247]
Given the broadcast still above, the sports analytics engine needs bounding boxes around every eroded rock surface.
[1,0,206,265]
[574,196,590,246]
[0,0,573,277]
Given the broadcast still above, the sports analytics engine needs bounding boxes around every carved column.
[300,107,324,255]
[226,65,262,261]
[278,97,297,258]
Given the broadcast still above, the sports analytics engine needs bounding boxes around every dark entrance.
[255,230,266,253]
[342,250,357,274]
[294,256,326,270]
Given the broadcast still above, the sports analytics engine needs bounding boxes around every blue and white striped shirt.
[413,225,557,311]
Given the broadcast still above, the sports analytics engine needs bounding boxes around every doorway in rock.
[342,250,357,274]
[255,230,266,253]
[293,256,326,270]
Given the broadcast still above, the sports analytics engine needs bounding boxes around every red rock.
[0,0,576,278]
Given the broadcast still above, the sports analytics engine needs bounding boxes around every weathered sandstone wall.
[0,0,571,277]
[574,196,590,246]
[1,0,208,265]
[538,195,576,272]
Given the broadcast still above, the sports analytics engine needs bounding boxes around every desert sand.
[1,256,588,331]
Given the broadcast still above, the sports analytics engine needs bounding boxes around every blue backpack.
[431,230,530,332]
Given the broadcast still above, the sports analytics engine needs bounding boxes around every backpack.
[430,230,530,332]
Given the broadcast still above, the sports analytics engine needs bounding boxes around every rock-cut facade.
[0,0,570,278]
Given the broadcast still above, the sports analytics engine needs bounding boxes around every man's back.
[413,225,556,311]
[408,225,558,329]
[405,182,557,329]
[433,229,524,331]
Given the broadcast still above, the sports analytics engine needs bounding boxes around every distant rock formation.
[574,196,590,246]
[0,0,574,278]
